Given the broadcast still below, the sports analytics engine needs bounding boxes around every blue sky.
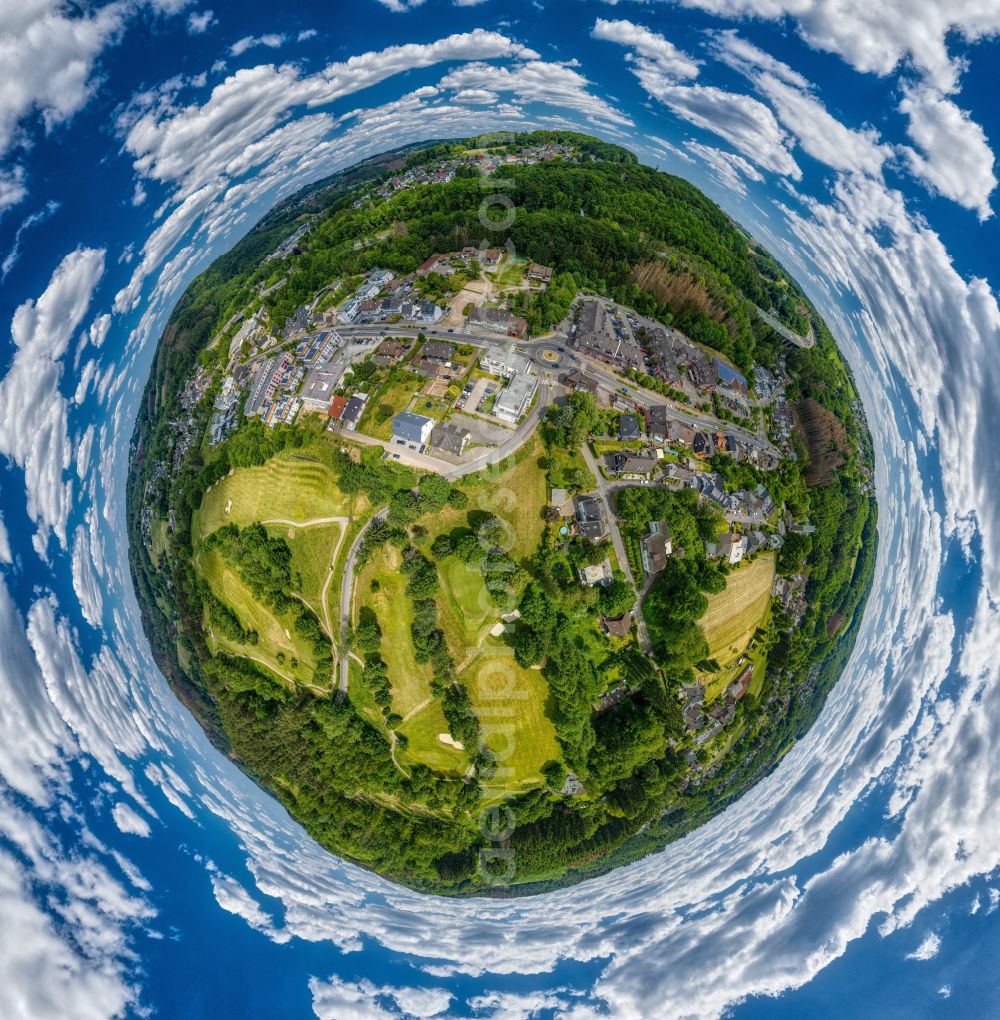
[1,2,999,1018]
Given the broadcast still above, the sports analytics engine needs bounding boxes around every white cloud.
[298,28,318,41]
[111,802,152,838]
[230,33,287,57]
[687,139,764,196]
[0,1,126,155]
[437,61,630,127]
[708,31,893,176]
[906,931,942,961]
[0,515,10,565]
[210,870,289,942]
[592,18,700,81]
[756,72,892,175]
[606,0,1000,93]
[900,85,996,219]
[186,9,216,34]
[452,88,499,105]
[0,165,27,217]
[646,82,800,178]
[0,200,60,279]
[310,976,451,1019]
[0,247,104,553]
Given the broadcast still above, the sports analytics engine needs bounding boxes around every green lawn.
[357,545,436,708]
[196,450,353,542]
[460,638,561,797]
[150,518,169,560]
[358,372,424,440]
[198,546,318,687]
[436,555,501,667]
[265,521,343,627]
[397,700,470,776]
[462,434,548,562]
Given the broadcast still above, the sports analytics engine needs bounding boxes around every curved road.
[336,508,387,697]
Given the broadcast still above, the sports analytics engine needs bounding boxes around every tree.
[418,473,451,512]
[514,628,545,668]
[431,533,453,559]
[598,579,635,619]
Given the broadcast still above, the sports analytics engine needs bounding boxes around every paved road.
[579,444,654,654]
[580,445,663,654]
[336,508,387,697]
[332,323,781,460]
[753,304,815,349]
[338,381,553,482]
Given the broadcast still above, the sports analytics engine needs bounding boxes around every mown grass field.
[462,434,548,562]
[460,638,561,796]
[196,450,354,542]
[357,544,437,717]
[265,520,343,626]
[397,700,469,776]
[437,555,501,663]
[198,546,317,687]
[150,517,169,560]
[700,552,775,663]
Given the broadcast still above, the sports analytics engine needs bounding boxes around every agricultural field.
[700,552,776,664]
[196,449,354,542]
[460,638,561,796]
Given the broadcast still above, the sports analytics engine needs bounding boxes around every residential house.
[468,307,528,340]
[328,395,348,421]
[578,557,613,587]
[563,369,601,396]
[574,493,608,543]
[341,394,367,431]
[392,411,434,450]
[640,520,672,576]
[300,365,343,410]
[706,533,747,565]
[479,343,532,378]
[420,341,454,364]
[606,452,658,479]
[603,612,633,638]
[429,421,470,456]
[527,263,553,284]
[618,413,641,441]
[687,348,716,391]
[480,248,502,268]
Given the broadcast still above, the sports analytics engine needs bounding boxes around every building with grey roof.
[429,421,470,456]
[392,411,434,449]
[494,373,538,423]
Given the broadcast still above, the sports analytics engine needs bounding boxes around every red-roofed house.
[328,395,348,420]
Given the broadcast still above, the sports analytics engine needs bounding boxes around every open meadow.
[700,552,775,664]
[196,449,354,542]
